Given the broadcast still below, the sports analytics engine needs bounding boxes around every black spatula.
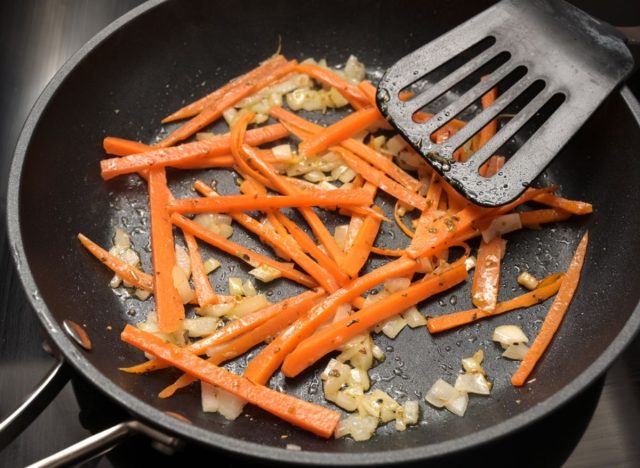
[377,0,637,207]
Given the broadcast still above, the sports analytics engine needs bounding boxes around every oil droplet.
[385,345,394,352]
[449,295,457,306]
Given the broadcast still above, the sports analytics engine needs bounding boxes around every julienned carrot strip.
[341,207,382,278]
[77,233,154,291]
[296,63,368,109]
[371,246,405,257]
[243,256,420,385]
[100,124,289,179]
[162,55,287,123]
[479,155,505,177]
[268,106,426,207]
[426,273,564,333]
[171,213,317,289]
[148,168,185,333]
[282,263,468,377]
[512,233,588,386]
[520,208,571,227]
[183,232,217,307]
[274,211,350,286]
[103,137,151,156]
[471,236,506,312]
[299,106,380,157]
[473,81,498,153]
[159,290,324,398]
[237,143,347,266]
[121,325,340,438]
[532,192,593,215]
[167,190,373,214]
[122,290,324,375]
[158,60,297,147]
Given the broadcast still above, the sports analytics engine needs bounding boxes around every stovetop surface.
[1,1,639,466]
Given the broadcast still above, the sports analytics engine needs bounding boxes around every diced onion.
[113,228,131,249]
[332,303,352,323]
[517,271,539,290]
[175,244,191,278]
[316,181,337,191]
[482,213,522,243]
[395,400,419,431]
[230,294,270,318]
[303,170,326,183]
[461,350,485,375]
[249,264,282,282]
[228,277,244,297]
[444,391,469,417]
[338,168,356,184]
[334,225,349,251]
[425,379,458,408]
[454,373,491,395]
[334,414,378,441]
[492,325,529,349]
[378,315,407,339]
[327,87,349,107]
[198,302,235,318]
[134,289,151,301]
[272,144,293,161]
[172,265,195,304]
[383,135,407,156]
[201,383,245,420]
[203,258,221,274]
[465,256,477,272]
[344,55,365,83]
[384,277,411,293]
[242,279,257,297]
[183,316,220,337]
[502,342,530,360]
[401,306,427,328]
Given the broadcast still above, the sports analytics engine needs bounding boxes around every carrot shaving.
[511,233,588,386]
[532,192,593,215]
[394,201,415,238]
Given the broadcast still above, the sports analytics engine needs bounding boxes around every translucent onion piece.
[445,391,469,417]
[502,342,530,360]
[230,294,270,318]
[384,277,411,293]
[172,265,195,304]
[203,258,221,274]
[242,279,257,297]
[335,414,378,441]
[175,244,191,278]
[454,373,491,395]
[183,316,220,338]
[401,306,427,328]
[248,264,282,282]
[228,277,244,297]
[482,213,522,243]
[493,325,529,349]
[425,378,458,408]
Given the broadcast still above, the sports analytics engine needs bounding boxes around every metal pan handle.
[26,420,182,468]
[0,359,70,451]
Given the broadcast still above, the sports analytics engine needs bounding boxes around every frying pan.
[4,0,640,465]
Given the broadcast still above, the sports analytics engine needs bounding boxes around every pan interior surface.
[12,0,640,462]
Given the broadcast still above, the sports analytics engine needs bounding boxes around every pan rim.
[6,0,640,465]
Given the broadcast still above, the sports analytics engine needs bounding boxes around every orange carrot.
[167,190,373,214]
[183,232,218,306]
[298,106,380,157]
[426,273,564,333]
[479,155,505,177]
[121,325,340,438]
[158,60,297,147]
[148,168,184,333]
[100,124,289,179]
[171,213,316,288]
[473,78,498,152]
[103,137,151,156]
[77,233,154,291]
[340,207,382,278]
[243,256,420,385]
[471,236,506,312]
[370,246,405,257]
[520,208,571,227]
[122,289,324,374]
[532,192,593,215]
[512,233,588,386]
[162,55,287,123]
[296,63,369,108]
[282,263,468,377]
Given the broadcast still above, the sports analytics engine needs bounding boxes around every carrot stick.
[532,192,593,215]
[158,60,297,147]
[473,78,498,152]
[340,208,382,278]
[77,233,154,291]
[103,137,151,156]
[511,233,588,386]
[121,325,340,438]
[167,190,373,214]
[159,290,321,398]
[162,55,287,123]
[282,263,468,377]
[295,63,369,109]
[234,142,347,266]
[171,213,317,288]
[298,106,380,157]
[370,246,405,257]
[243,256,420,385]
[183,232,218,306]
[100,124,289,179]
[148,168,184,333]
[426,273,564,333]
[121,289,324,374]
[520,208,571,227]
[471,236,506,312]
[479,155,505,177]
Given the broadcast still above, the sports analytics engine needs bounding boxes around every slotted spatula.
[377,0,638,206]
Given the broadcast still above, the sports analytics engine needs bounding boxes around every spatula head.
[377,0,634,207]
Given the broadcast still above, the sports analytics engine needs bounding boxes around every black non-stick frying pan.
[5,0,640,465]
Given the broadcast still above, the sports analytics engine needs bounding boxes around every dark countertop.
[1,1,639,466]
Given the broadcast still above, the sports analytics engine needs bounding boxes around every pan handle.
[0,359,70,450]
[26,420,182,468]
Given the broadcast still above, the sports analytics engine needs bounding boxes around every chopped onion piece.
[378,315,407,339]
[502,342,530,360]
[384,277,411,293]
[401,306,427,328]
[461,350,485,375]
[248,264,282,282]
[228,277,244,297]
[303,170,326,183]
[230,294,270,318]
[493,325,529,349]
[372,344,385,362]
[199,302,234,318]
[134,288,151,301]
[183,316,220,337]
[272,144,292,161]
[517,271,539,290]
[201,381,219,413]
[332,303,352,323]
[383,135,407,156]
[327,87,349,107]
[334,225,349,251]
[316,181,337,191]
[338,168,357,184]
[425,378,458,408]
[454,373,491,395]
[445,391,469,417]
[482,213,522,243]
[395,400,420,431]
[202,383,245,420]
[335,414,378,441]
[344,55,365,83]
[242,279,257,297]
[113,228,131,249]
[172,265,195,304]
[203,258,221,274]
[465,256,477,272]
[222,107,238,126]
[175,244,191,278]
